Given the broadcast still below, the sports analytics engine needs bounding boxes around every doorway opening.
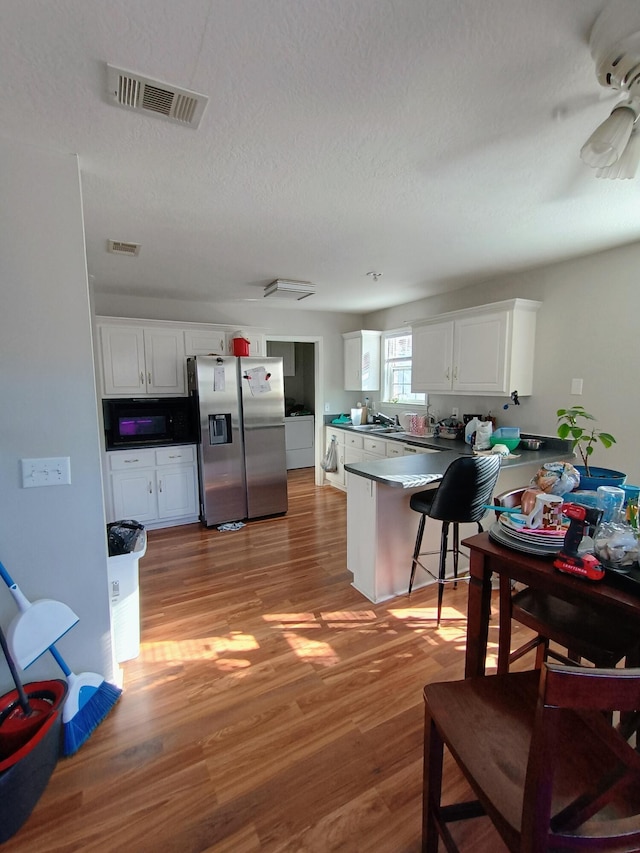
[266,336,324,485]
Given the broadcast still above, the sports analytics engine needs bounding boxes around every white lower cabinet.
[324,428,346,489]
[324,428,441,490]
[107,445,198,529]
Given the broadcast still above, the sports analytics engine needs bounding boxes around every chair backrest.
[493,486,526,521]
[523,663,640,850]
[428,454,501,524]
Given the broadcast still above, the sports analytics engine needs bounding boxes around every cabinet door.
[111,469,157,522]
[184,330,227,356]
[156,465,198,519]
[100,325,146,396]
[343,332,380,391]
[453,311,508,393]
[343,335,362,390]
[144,328,186,395]
[411,321,454,392]
[324,431,345,488]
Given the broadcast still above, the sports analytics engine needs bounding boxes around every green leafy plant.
[556,406,616,477]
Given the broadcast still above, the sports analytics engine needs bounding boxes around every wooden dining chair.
[493,488,640,674]
[422,663,640,852]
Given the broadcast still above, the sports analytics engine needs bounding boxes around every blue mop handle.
[48,644,72,678]
[0,560,16,588]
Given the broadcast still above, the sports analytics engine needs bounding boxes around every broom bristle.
[62,681,122,756]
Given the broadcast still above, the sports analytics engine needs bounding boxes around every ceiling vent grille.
[106,64,208,128]
[107,239,141,257]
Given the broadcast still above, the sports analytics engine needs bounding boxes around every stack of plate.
[488,512,568,557]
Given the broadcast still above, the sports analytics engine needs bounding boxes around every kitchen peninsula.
[342,429,572,604]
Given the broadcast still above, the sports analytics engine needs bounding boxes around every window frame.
[381,328,425,405]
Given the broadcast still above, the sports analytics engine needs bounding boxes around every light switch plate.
[21,457,71,488]
[570,378,583,395]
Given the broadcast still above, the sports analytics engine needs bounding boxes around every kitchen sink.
[351,424,403,433]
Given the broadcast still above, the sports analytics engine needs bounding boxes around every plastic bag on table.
[321,437,338,472]
[530,461,580,496]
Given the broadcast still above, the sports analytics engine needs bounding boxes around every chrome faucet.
[375,412,395,426]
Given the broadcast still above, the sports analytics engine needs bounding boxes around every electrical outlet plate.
[21,457,71,488]
[451,407,459,418]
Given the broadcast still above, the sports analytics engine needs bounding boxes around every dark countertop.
[337,425,574,488]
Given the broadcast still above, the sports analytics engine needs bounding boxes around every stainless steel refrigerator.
[187,355,288,526]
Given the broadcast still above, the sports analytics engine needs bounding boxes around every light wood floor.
[6,469,528,852]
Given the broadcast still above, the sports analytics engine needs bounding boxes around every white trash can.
[107,522,146,663]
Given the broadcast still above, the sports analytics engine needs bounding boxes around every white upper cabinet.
[343,330,381,391]
[99,323,185,396]
[184,329,228,356]
[411,299,541,395]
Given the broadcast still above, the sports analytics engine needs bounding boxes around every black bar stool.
[408,455,501,625]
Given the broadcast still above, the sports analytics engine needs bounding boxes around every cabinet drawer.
[156,445,196,466]
[386,442,404,457]
[108,449,155,471]
[402,445,439,456]
[363,437,386,456]
[344,433,364,449]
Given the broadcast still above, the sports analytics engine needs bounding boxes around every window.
[382,330,425,404]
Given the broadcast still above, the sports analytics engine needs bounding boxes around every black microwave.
[102,397,196,450]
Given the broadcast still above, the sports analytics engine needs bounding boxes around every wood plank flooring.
[4,470,530,852]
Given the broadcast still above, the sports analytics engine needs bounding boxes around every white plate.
[499,514,568,540]
[489,523,561,557]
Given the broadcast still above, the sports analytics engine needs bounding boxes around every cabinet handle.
[158,479,163,493]
[453,366,458,380]
[148,481,153,493]
[140,372,144,385]
[445,368,450,380]
[168,455,180,459]
[148,372,152,385]
[124,458,140,464]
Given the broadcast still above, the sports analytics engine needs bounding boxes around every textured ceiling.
[1,0,637,313]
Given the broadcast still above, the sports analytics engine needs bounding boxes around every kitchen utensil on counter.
[520,438,544,450]
[434,418,463,439]
[490,427,520,451]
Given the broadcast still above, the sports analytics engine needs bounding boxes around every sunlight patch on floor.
[282,631,340,666]
[137,631,259,664]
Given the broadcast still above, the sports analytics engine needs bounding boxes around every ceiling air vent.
[106,64,208,129]
[107,239,141,257]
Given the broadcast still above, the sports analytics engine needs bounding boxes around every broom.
[0,560,122,756]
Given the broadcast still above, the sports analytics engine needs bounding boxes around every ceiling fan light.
[580,105,636,167]
[596,128,640,178]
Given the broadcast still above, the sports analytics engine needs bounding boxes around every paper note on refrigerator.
[213,365,225,391]
[244,366,271,395]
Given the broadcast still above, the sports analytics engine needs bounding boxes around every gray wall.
[0,136,114,691]
[365,243,640,484]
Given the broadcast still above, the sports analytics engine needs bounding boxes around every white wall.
[0,137,114,691]
[365,243,640,484]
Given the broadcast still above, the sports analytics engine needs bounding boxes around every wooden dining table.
[462,531,640,678]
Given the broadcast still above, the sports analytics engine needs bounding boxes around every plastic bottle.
[464,417,480,445]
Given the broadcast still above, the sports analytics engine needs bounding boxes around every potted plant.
[556,406,625,489]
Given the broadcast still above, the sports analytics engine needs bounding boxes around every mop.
[0,560,122,756]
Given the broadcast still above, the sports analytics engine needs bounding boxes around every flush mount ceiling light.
[580,1,640,178]
[264,279,315,300]
[367,271,383,282]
